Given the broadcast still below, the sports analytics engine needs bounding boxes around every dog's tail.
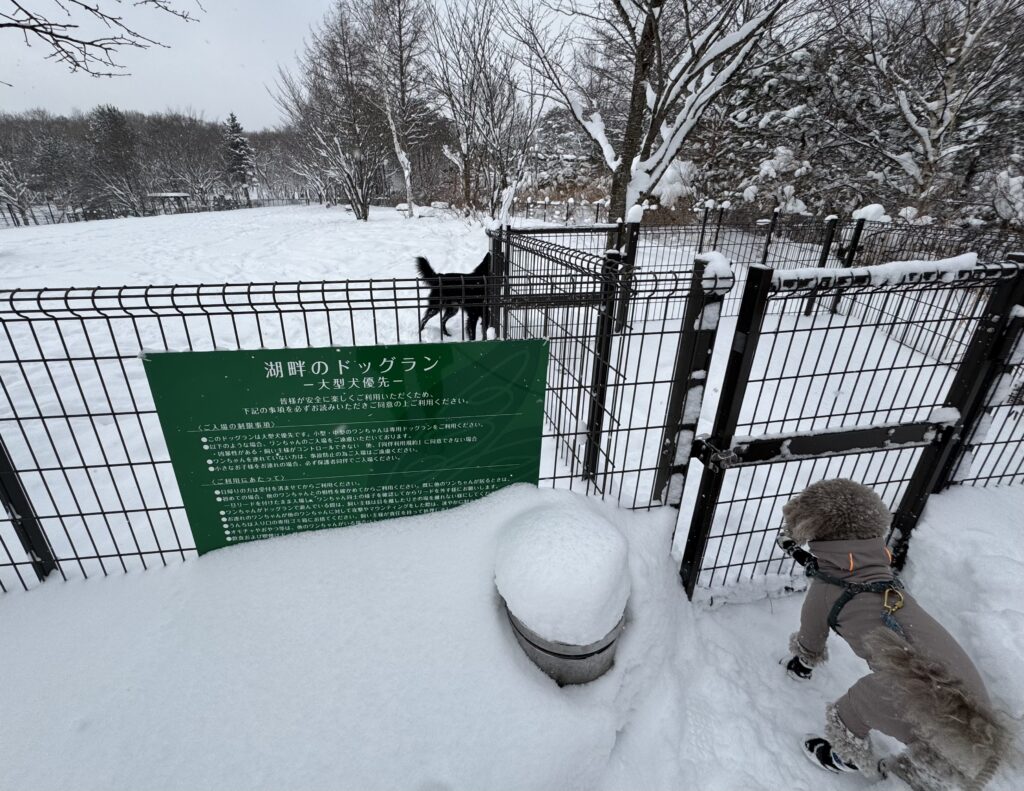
[864,628,1007,789]
[415,256,437,280]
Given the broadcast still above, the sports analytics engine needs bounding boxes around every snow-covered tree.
[86,105,146,217]
[356,0,432,217]
[276,1,392,220]
[510,0,789,220]
[814,0,1024,215]
[427,0,490,212]
[222,113,258,207]
[427,0,541,218]
[29,134,85,219]
[989,165,1024,228]
[0,155,35,225]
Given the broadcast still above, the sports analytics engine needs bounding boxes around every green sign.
[143,340,548,554]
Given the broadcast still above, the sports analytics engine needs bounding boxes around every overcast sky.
[0,1,333,131]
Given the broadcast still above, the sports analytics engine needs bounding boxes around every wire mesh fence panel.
[951,318,1024,487]
[498,232,715,509]
[0,278,536,590]
[0,243,708,591]
[692,448,923,593]
[676,262,1023,597]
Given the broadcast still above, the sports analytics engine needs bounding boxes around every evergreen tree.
[29,134,85,218]
[222,112,257,206]
[86,105,146,217]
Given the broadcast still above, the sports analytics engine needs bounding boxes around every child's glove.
[781,655,813,680]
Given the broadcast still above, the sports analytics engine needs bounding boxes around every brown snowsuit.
[784,479,1006,791]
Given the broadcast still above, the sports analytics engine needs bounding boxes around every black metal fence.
[947,253,1024,487]
[490,225,729,512]
[1,197,312,229]
[3,217,1023,599]
[0,229,730,591]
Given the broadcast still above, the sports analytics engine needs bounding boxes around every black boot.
[802,736,859,774]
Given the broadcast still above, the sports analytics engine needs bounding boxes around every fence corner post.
[582,249,623,485]
[614,220,642,333]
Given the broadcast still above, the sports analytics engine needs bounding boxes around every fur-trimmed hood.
[782,478,891,545]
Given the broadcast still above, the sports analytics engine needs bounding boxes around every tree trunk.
[607,3,661,223]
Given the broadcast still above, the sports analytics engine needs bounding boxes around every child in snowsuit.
[778,478,1005,791]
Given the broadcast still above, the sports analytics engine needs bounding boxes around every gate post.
[677,265,773,598]
[486,227,506,338]
[759,208,780,266]
[804,215,839,316]
[697,207,710,251]
[582,250,622,484]
[653,256,732,507]
[889,261,1024,569]
[614,219,642,333]
[0,436,56,582]
[830,218,866,314]
[501,225,514,340]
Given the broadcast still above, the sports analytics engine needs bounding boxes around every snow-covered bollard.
[494,504,630,685]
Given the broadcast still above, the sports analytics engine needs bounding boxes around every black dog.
[415,252,490,340]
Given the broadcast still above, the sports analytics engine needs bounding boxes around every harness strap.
[805,559,907,638]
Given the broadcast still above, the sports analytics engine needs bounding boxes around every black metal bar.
[830,218,866,314]
[614,221,642,332]
[653,256,729,505]
[506,292,603,308]
[759,209,779,266]
[582,251,623,483]
[678,264,774,598]
[502,225,512,340]
[0,435,57,581]
[487,228,504,336]
[723,421,943,466]
[844,218,866,267]
[697,208,709,251]
[889,263,1024,569]
[497,224,619,236]
[805,216,839,316]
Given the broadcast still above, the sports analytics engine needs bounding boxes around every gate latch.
[694,435,740,471]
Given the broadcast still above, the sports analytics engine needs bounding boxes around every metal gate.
[675,257,1024,599]
[489,225,732,510]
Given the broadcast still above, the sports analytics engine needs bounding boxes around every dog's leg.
[465,309,482,340]
[439,307,458,337]
[419,307,440,332]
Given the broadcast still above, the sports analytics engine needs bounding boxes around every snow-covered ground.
[2,206,1023,789]
[0,204,491,289]
[1,483,1022,791]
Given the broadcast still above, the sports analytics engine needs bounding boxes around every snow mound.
[699,251,733,295]
[626,204,645,224]
[495,504,630,645]
[852,203,892,223]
